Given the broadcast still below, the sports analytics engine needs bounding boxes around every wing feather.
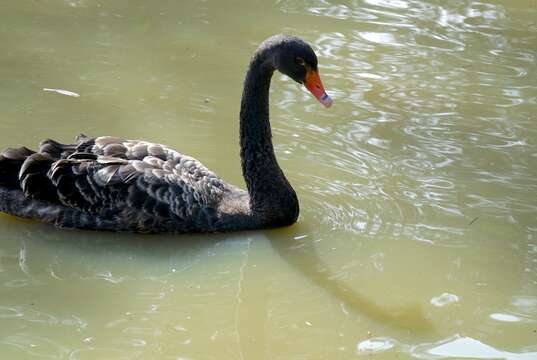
[6,135,228,232]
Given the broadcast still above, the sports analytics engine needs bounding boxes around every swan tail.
[0,146,36,188]
[19,152,60,202]
[0,137,80,198]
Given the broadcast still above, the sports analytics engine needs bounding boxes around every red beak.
[304,68,333,108]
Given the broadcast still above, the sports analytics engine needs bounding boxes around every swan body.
[0,35,331,233]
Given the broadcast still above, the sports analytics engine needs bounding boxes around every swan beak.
[304,68,333,108]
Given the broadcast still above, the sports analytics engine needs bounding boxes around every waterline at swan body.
[0,35,332,233]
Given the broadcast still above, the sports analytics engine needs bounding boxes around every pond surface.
[1,0,536,359]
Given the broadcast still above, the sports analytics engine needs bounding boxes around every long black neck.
[239,45,299,226]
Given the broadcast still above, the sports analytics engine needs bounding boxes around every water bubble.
[430,293,460,307]
[490,313,521,322]
[357,337,395,354]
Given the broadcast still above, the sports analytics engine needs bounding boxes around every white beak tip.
[320,93,333,108]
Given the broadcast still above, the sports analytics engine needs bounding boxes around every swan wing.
[13,135,228,232]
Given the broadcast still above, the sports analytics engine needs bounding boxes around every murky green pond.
[1,0,536,359]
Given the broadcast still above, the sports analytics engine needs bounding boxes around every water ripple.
[1,0,536,358]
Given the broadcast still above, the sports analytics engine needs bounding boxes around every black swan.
[0,35,332,233]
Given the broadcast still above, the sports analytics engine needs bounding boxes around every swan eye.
[295,57,305,66]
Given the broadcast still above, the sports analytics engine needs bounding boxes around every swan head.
[270,35,333,108]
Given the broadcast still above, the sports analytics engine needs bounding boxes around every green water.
[1,0,536,359]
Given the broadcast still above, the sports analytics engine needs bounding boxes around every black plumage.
[0,35,331,233]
